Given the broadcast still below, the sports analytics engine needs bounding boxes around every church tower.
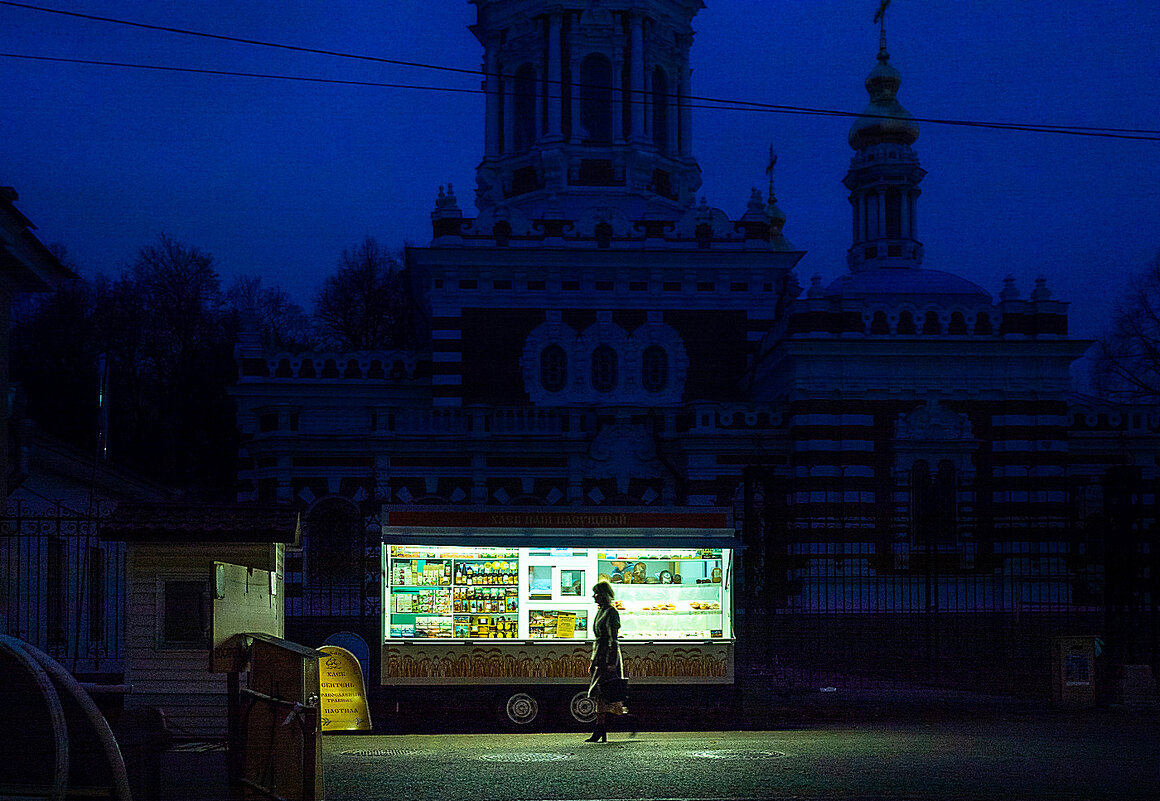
[471,0,704,221]
[844,27,925,271]
[415,1,801,411]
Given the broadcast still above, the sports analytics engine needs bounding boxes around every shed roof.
[101,503,299,543]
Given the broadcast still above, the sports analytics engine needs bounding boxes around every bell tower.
[471,0,704,221]
[844,26,925,272]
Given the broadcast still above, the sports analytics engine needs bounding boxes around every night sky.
[3,0,1158,342]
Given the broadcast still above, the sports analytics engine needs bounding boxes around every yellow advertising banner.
[318,645,372,732]
[556,612,576,639]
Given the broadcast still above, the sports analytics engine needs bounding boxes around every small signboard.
[556,611,576,639]
[318,645,373,732]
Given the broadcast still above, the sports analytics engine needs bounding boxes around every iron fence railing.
[0,500,123,675]
[735,470,1159,699]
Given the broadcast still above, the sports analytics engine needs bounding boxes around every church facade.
[232,1,1158,695]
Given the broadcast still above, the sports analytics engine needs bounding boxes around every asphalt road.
[312,713,1160,801]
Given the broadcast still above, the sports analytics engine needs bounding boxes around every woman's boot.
[584,713,607,742]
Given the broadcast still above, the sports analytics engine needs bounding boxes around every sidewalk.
[154,692,1160,800]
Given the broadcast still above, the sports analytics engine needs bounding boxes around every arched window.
[540,345,567,392]
[948,311,967,335]
[579,54,613,144]
[305,498,362,585]
[652,67,670,152]
[897,311,916,335]
[695,223,713,250]
[932,461,958,546]
[595,221,612,249]
[493,220,512,247]
[641,345,668,392]
[885,188,902,239]
[974,311,993,335]
[591,345,618,393]
[911,460,958,547]
[909,460,932,544]
[871,311,890,334]
[513,64,537,152]
[922,311,941,335]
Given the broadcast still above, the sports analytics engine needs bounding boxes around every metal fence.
[282,496,1157,702]
[283,497,382,659]
[736,469,1160,700]
[0,499,124,676]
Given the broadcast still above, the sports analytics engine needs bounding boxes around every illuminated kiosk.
[381,509,736,725]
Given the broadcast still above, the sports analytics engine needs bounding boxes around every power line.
[2,0,1159,141]
[5,50,1160,143]
[0,1,484,77]
[1,52,483,96]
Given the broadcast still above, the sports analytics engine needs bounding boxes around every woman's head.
[592,580,615,604]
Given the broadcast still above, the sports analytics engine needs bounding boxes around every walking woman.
[586,580,625,742]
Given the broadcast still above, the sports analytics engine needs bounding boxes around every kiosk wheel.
[568,690,597,724]
[503,692,539,726]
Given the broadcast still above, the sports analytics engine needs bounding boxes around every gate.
[283,498,381,667]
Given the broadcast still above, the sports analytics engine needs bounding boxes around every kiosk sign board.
[318,645,372,731]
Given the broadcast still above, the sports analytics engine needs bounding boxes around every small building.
[101,503,298,739]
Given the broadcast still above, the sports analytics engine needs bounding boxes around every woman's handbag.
[603,677,629,702]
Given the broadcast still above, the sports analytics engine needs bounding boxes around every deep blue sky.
[3,1,1158,340]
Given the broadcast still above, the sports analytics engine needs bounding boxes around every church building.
[232,1,1158,698]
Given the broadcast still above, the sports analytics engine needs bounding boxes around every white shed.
[102,504,298,739]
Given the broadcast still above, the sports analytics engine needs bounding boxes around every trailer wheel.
[568,691,597,724]
[503,692,539,726]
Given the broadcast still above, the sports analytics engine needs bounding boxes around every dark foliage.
[1094,249,1160,402]
[224,275,314,352]
[314,237,418,350]
[10,235,243,497]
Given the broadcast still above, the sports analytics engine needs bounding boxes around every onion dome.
[848,38,919,150]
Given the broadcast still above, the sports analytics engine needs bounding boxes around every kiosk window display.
[384,544,732,642]
[388,546,519,640]
[598,550,726,640]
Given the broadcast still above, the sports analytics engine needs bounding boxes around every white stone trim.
[793,414,876,427]
[793,440,876,452]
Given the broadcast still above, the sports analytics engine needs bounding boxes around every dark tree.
[9,264,100,451]
[224,275,314,352]
[10,235,245,497]
[314,237,417,350]
[128,233,222,370]
[1094,249,1160,402]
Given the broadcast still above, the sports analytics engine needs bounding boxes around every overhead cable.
[2,1,1158,141]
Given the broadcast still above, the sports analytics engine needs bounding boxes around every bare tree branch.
[314,237,416,350]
